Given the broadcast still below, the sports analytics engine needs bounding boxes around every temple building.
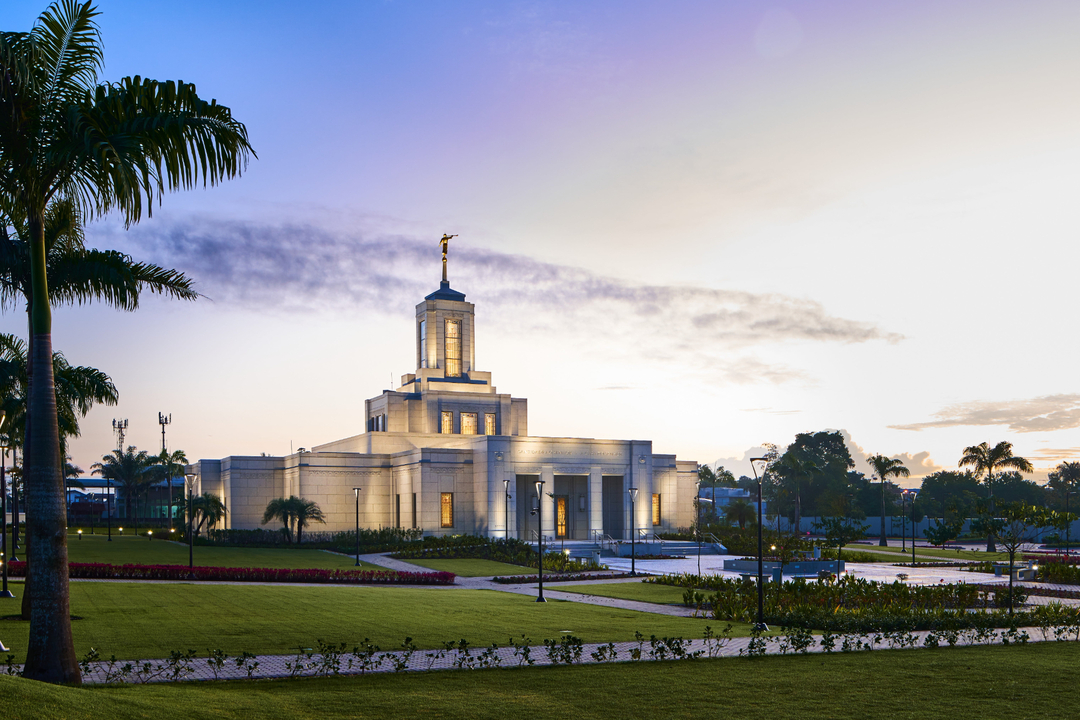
[189,247,698,541]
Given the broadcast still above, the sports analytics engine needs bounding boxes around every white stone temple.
[190,250,697,541]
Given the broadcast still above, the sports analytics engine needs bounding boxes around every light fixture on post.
[185,473,197,579]
[750,457,769,632]
[353,487,362,566]
[900,490,908,554]
[503,478,511,541]
[695,478,702,576]
[0,410,12,599]
[535,479,546,602]
[628,487,639,576]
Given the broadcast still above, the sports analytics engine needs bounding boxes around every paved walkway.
[70,622,1076,685]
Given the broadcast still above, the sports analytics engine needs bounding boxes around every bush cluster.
[5,561,453,585]
[392,536,604,572]
[201,526,424,553]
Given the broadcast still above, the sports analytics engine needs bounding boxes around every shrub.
[6,561,453,585]
[392,536,603,572]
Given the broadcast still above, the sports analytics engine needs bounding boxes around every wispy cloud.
[102,218,899,384]
[890,395,1080,433]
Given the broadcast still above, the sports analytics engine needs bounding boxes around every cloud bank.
[101,218,900,384]
[891,394,1080,433]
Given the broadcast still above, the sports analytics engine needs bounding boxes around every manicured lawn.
[393,558,534,577]
[559,581,686,605]
[846,543,1006,562]
[0,582,729,662]
[4,642,1080,719]
[62,533,380,569]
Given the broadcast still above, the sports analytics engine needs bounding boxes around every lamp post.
[106,479,113,542]
[695,479,702,576]
[535,479,546,602]
[185,473,197,579]
[353,487,362,566]
[1067,490,1076,556]
[503,478,511,540]
[0,411,12,599]
[750,457,769,631]
[628,487,639,576]
[900,490,908,553]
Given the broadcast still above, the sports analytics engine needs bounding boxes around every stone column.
[589,466,603,539]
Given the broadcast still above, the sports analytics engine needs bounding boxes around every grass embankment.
[62,534,380,569]
[392,558,533,577]
[0,582,726,662]
[3,643,1079,720]
[559,581,685,605]
[845,544,1007,562]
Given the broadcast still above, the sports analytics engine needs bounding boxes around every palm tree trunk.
[794,482,802,534]
[879,479,887,546]
[987,471,997,553]
[20,215,81,684]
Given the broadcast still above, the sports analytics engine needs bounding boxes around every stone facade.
[190,276,697,540]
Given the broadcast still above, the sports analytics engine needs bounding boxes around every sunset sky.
[2,1,1079,484]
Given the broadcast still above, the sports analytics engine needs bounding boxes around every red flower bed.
[4,562,454,586]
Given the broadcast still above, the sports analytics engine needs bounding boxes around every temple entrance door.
[602,476,624,539]
[555,496,569,539]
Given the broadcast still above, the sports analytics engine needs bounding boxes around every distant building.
[190,258,698,540]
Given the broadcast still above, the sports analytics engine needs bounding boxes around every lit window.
[445,319,461,377]
[484,413,496,435]
[441,411,453,434]
[441,492,454,528]
[461,412,477,435]
[419,320,427,368]
[556,496,568,538]
[652,494,661,526]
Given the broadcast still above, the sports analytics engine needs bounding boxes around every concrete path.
[68,622,1077,685]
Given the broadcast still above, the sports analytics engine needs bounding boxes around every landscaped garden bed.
[490,571,640,584]
[5,562,453,585]
[392,536,604,573]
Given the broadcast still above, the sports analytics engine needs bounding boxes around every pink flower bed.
[5,562,454,585]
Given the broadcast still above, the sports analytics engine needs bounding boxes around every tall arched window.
[445,319,461,377]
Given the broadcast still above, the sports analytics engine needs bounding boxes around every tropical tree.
[189,492,226,537]
[1048,462,1080,551]
[774,452,818,533]
[959,442,1034,552]
[867,455,910,546]
[292,496,326,544]
[90,447,155,533]
[261,496,327,544]
[722,497,756,530]
[813,516,869,579]
[153,449,188,523]
[991,502,1054,614]
[923,518,964,555]
[0,1,253,682]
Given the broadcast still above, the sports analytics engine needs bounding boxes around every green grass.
[62,533,380,569]
[393,558,534,577]
[558,581,686,605]
[0,581,730,662]
[846,543,1007,562]
[4,643,1080,719]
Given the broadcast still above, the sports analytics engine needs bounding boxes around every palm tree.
[190,492,227,537]
[0,332,116,565]
[722,497,756,530]
[1048,461,1080,552]
[867,455,910,546]
[262,497,298,544]
[775,452,818,533]
[959,441,1034,552]
[153,449,188,526]
[0,1,253,682]
[261,496,327,544]
[90,447,156,534]
[291,497,327,544]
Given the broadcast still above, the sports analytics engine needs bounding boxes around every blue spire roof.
[425,281,466,301]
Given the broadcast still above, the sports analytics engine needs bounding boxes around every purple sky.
[3,1,1080,482]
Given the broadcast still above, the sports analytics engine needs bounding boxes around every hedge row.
[5,562,454,585]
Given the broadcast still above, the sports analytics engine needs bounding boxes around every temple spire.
[439,233,457,283]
